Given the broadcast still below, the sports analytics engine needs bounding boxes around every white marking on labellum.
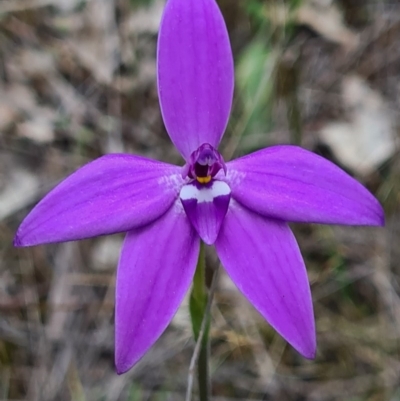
[180,181,231,203]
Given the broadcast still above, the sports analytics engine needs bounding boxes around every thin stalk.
[197,329,211,401]
[187,243,217,401]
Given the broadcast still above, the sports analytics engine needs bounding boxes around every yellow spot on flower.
[197,176,212,184]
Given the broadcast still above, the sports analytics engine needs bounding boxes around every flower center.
[182,143,227,184]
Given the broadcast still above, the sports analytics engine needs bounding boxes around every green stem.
[197,338,210,401]
[189,242,211,401]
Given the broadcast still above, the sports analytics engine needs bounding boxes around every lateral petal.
[15,154,183,246]
[157,0,234,159]
[215,201,316,358]
[115,204,199,373]
[227,145,384,225]
[180,180,231,245]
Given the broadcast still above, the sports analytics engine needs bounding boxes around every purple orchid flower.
[14,0,383,374]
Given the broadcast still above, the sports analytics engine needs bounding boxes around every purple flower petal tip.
[157,0,234,159]
[293,329,317,360]
[13,234,23,248]
[303,346,317,360]
[376,207,385,226]
[115,362,130,376]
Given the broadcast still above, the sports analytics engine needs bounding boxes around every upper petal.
[115,203,200,373]
[226,146,384,226]
[215,201,316,358]
[157,0,234,159]
[15,154,183,246]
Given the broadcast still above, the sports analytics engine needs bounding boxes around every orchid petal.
[157,0,234,159]
[115,204,199,373]
[180,180,231,245]
[215,201,316,358]
[227,146,384,226]
[14,155,183,246]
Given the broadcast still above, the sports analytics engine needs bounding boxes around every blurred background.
[1,0,400,399]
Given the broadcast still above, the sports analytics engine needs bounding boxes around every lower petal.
[215,201,316,358]
[115,203,200,374]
